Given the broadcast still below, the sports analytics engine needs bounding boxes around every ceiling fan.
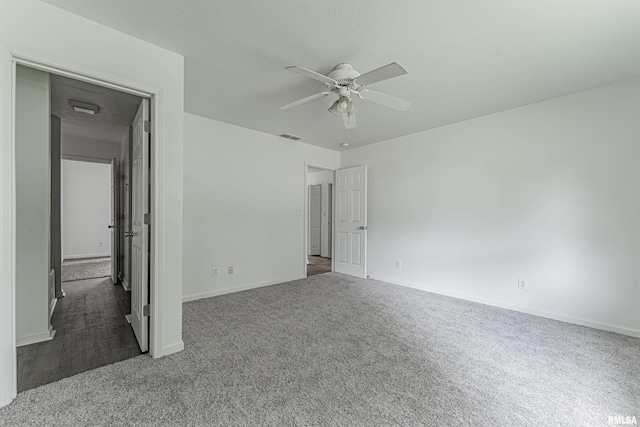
[279,62,411,129]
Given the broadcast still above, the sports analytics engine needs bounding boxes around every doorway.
[306,166,334,277]
[60,159,113,283]
[14,66,150,391]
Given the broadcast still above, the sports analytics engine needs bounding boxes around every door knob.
[108,225,123,229]
[358,226,368,230]
[124,231,134,238]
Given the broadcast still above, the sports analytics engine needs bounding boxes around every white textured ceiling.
[44,0,640,151]
[51,74,141,143]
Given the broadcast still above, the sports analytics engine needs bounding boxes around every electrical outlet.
[212,267,218,277]
[228,265,234,275]
[517,278,528,290]
[395,260,401,269]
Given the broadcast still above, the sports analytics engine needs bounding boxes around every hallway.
[17,277,142,392]
[307,256,331,277]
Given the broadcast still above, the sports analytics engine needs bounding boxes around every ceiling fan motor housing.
[328,63,360,86]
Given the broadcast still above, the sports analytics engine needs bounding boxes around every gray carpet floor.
[1,273,638,426]
[62,257,111,282]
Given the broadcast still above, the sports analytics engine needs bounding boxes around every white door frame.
[2,53,164,402]
[308,184,322,256]
[110,157,119,284]
[303,163,336,276]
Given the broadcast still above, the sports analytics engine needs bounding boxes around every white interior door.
[309,184,321,256]
[110,158,118,283]
[130,98,149,352]
[334,165,367,278]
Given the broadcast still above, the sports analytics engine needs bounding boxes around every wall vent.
[278,133,301,141]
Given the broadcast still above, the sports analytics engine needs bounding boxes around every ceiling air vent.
[278,133,301,141]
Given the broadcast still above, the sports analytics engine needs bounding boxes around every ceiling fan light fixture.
[337,98,350,113]
[69,99,100,115]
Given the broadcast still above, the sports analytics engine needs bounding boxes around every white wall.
[183,113,340,301]
[61,132,121,161]
[61,160,112,259]
[15,65,53,347]
[1,0,184,406]
[307,170,334,258]
[342,78,640,337]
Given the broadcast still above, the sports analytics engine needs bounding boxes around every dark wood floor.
[307,256,332,276]
[17,277,143,392]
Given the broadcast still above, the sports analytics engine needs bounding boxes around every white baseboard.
[63,253,110,260]
[121,277,131,291]
[17,325,56,347]
[162,340,184,356]
[182,276,304,303]
[371,275,640,339]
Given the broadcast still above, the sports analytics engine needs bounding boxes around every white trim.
[182,276,304,303]
[0,48,17,407]
[303,162,309,277]
[61,154,112,164]
[121,277,131,292]
[162,340,184,356]
[13,56,151,98]
[372,275,640,339]
[49,298,57,321]
[148,89,162,358]
[16,326,56,347]
[63,253,111,260]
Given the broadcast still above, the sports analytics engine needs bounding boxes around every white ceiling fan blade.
[355,62,408,86]
[285,66,337,86]
[279,92,331,110]
[342,111,357,129]
[359,89,412,111]
[354,62,408,86]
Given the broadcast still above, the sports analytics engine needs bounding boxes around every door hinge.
[144,213,151,225]
[144,120,151,133]
[143,304,151,317]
